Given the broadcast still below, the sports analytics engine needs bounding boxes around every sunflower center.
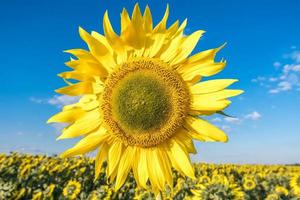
[112,72,171,131]
[101,58,189,147]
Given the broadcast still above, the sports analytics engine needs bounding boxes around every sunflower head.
[48,3,243,193]
[192,178,245,200]
[242,179,256,191]
[265,193,279,200]
[274,186,289,196]
[63,180,81,199]
[102,58,189,147]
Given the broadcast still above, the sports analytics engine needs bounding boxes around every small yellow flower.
[243,179,256,191]
[275,186,289,196]
[63,180,81,199]
[192,178,244,200]
[44,184,56,197]
[19,164,32,179]
[32,191,43,200]
[14,188,26,200]
[198,175,211,185]
[265,193,279,200]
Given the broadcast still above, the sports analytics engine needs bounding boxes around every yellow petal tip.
[56,135,64,141]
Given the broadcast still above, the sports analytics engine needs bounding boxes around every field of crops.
[0,153,300,200]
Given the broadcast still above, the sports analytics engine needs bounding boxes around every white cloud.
[221,125,232,132]
[212,117,222,122]
[29,97,43,104]
[253,50,300,94]
[292,64,300,71]
[273,62,281,68]
[251,76,266,83]
[290,51,300,63]
[224,117,241,124]
[269,77,278,82]
[244,111,262,120]
[269,89,280,94]
[278,81,292,91]
[30,95,80,108]
[47,95,80,108]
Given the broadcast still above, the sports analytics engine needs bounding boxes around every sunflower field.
[0,152,299,200]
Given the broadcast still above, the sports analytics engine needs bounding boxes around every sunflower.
[43,184,56,198]
[265,193,279,200]
[191,177,245,200]
[274,186,289,196]
[198,175,211,185]
[32,190,42,200]
[48,4,243,193]
[242,179,256,191]
[290,174,300,196]
[63,180,81,199]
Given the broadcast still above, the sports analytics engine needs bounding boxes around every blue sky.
[1,0,300,164]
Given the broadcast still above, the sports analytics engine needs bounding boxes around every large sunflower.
[48,4,243,193]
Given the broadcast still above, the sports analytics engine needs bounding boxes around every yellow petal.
[146,148,165,190]
[79,27,115,71]
[107,141,123,177]
[184,116,228,142]
[168,139,195,178]
[120,4,146,50]
[91,31,113,55]
[115,146,135,191]
[55,82,94,96]
[171,30,205,65]
[131,3,143,28]
[64,60,80,69]
[166,20,179,36]
[58,71,93,82]
[184,43,226,65]
[173,129,197,154]
[137,148,149,188]
[143,5,153,33]
[156,148,173,187]
[103,11,118,40]
[181,61,226,82]
[94,142,109,180]
[103,11,128,64]
[159,33,183,62]
[64,49,93,60]
[153,5,169,33]
[57,109,102,139]
[65,59,108,79]
[193,89,244,101]
[62,95,99,112]
[190,79,238,94]
[190,98,231,112]
[120,8,131,35]
[156,20,186,60]
[131,148,142,188]
[147,33,166,58]
[60,126,107,158]
[47,108,85,123]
